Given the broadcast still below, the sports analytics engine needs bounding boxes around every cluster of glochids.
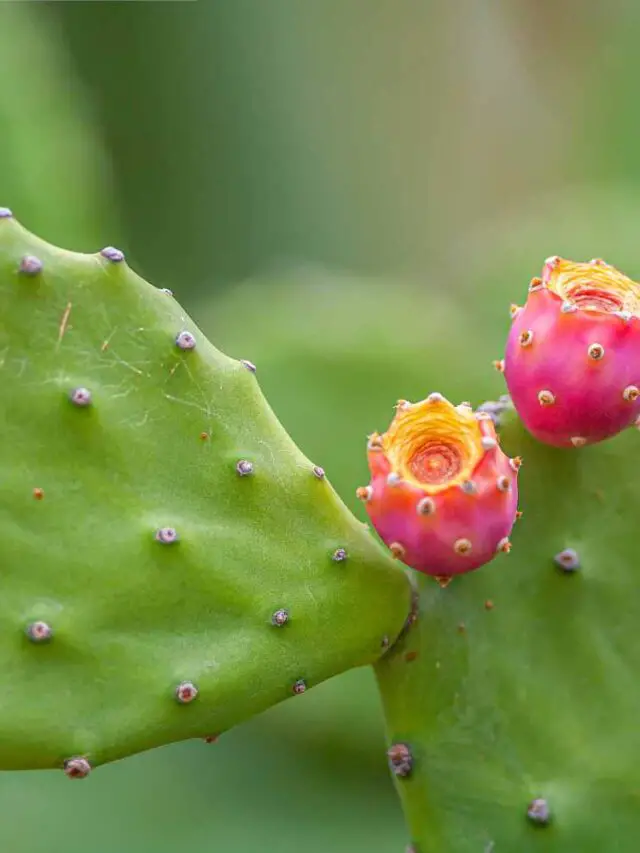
[359,256,640,581]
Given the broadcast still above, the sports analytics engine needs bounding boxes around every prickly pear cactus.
[0,210,410,774]
[358,394,519,579]
[503,256,640,448]
[375,394,640,852]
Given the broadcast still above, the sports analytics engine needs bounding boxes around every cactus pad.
[0,212,410,773]
[375,402,640,852]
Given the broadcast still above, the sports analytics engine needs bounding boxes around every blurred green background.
[2,1,639,850]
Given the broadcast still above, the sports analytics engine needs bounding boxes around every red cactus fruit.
[358,394,520,580]
[504,257,640,447]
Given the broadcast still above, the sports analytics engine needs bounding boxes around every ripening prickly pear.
[358,394,520,578]
[503,256,640,448]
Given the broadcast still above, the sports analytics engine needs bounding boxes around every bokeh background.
[1,1,639,850]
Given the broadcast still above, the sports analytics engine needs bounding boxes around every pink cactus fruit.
[358,394,520,581]
[503,257,640,448]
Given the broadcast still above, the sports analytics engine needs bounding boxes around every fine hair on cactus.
[2,209,640,853]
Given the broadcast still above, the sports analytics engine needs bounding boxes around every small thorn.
[615,310,632,322]
[367,433,384,451]
[69,387,92,407]
[527,797,551,826]
[175,330,196,351]
[32,487,44,500]
[623,385,639,402]
[312,465,325,479]
[199,431,209,441]
[0,207,13,218]
[587,343,604,360]
[528,276,544,292]
[236,459,254,476]
[509,456,523,471]
[389,542,406,560]
[160,287,174,296]
[554,548,580,572]
[570,436,587,447]
[332,548,348,562]
[240,359,256,373]
[509,303,521,318]
[380,635,390,650]
[481,436,497,451]
[519,330,534,347]
[416,497,436,516]
[457,622,466,633]
[356,485,373,502]
[434,575,453,589]
[496,537,512,554]
[64,757,91,779]
[537,389,555,406]
[387,743,413,778]
[453,537,472,556]
[492,359,505,373]
[484,599,494,611]
[292,678,307,695]
[496,475,510,492]
[100,246,125,263]
[19,255,43,276]
[204,734,219,744]
[155,527,179,544]
[387,472,402,486]
[561,300,577,313]
[404,650,418,663]
[26,620,53,643]
[271,608,289,627]
[516,509,523,520]
[589,257,607,266]
[175,681,199,704]
[460,480,477,495]
[426,392,445,403]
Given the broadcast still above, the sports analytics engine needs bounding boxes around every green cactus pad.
[375,404,640,852]
[0,212,410,773]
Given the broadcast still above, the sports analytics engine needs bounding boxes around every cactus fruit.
[358,394,519,578]
[375,400,640,852]
[0,211,411,772]
[504,256,640,447]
